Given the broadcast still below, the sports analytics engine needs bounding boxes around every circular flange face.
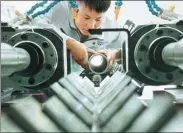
[89,54,108,75]
[134,27,183,84]
[7,31,58,87]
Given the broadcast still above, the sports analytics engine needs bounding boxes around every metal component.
[59,75,94,113]
[98,73,130,112]
[66,73,94,102]
[103,94,147,132]
[97,71,124,99]
[158,108,183,132]
[43,96,90,132]
[134,26,183,85]
[50,82,93,126]
[99,79,138,126]
[1,24,71,89]
[126,91,176,132]
[123,19,136,32]
[7,96,62,132]
[92,74,102,87]
[162,38,183,70]
[1,43,30,77]
[1,113,25,132]
[88,54,108,75]
[7,31,58,88]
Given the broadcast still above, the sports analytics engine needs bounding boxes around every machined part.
[88,54,109,75]
[43,96,90,132]
[126,91,176,132]
[162,38,183,70]
[50,82,93,126]
[103,94,147,132]
[1,113,25,132]
[1,43,30,77]
[6,31,58,88]
[2,71,183,132]
[134,27,183,84]
[7,96,62,132]
[59,75,94,113]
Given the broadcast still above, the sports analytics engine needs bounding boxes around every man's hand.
[67,39,98,68]
[97,49,120,68]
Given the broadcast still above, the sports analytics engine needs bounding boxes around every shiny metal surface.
[134,27,183,84]
[88,54,108,75]
[1,43,30,77]
[162,38,183,70]
[7,31,58,88]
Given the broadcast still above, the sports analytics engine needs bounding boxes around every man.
[2,0,122,74]
[31,0,122,73]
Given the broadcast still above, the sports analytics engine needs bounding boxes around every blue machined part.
[26,0,48,15]
[145,0,159,16]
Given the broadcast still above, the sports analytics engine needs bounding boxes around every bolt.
[140,45,146,51]
[139,58,142,62]
[146,36,150,40]
[21,34,28,40]
[42,41,49,48]
[46,64,52,70]
[28,77,35,84]
[168,30,173,34]
[156,30,163,36]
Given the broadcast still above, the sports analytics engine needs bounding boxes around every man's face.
[75,3,104,36]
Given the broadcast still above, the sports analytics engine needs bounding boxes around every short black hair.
[82,0,111,13]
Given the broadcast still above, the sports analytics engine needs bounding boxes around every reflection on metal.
[162,38,183,70]
[1,43,30,77]
[1,72,183,132]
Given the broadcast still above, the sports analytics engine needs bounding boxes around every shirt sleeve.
[31,1,74,43]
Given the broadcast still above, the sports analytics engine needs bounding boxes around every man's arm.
[30,2,97,68]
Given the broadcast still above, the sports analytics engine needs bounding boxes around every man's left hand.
[97,49,119,68]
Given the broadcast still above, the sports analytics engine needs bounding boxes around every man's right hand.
[67,39,98,68]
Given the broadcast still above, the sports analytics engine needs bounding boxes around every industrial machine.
[1,20,183,132]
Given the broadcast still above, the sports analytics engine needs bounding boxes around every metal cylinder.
[88,54,108,75]
[162,38,183,70]
[1,43,30,77]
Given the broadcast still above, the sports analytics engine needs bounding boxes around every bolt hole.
[28,78,35,85]
[50,54,53,57]
[18,80,22,83]
[156,30,163,36]
[155,76,159,80]
[21,34,28,40]
[46,64,52,70]
[168,30,173,34]
[139,58,142,62]
[11,39,14,42]
[42,41,49,48]
[140,45,146,51]
[146,36,150,40]
[42,76,45,79]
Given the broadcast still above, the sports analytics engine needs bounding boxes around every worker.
[2,1,122,74]
[29,0,122,73]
